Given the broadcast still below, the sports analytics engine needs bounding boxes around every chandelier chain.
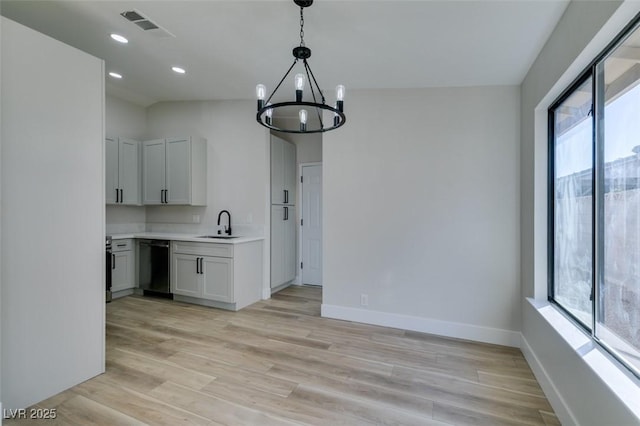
[299,7,305,47]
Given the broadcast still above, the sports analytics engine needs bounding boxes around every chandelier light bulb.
[256,84,267,110]
[256,84,267,100]
[295,73,305,102]
[336,84,345,112]
[299,109,308,131]
[295,74,306,91]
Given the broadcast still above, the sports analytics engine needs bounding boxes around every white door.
[172,253,200,297]
[105,137,119,204]
[283,141,296,205]
[271,136,285,204]
[142,139,166,205]
[301,165,322,286]
[271,205,285,287]
[283,206,297,283]
[119,138,139,205]
[111,251,134,292]
[202,256,234,302]
[166,137,191,204]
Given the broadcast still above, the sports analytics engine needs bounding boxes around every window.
[549,16,640,377]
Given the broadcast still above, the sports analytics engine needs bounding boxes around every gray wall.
[520,0,640,424]
[322,86,521,346]
[1,17,105,409]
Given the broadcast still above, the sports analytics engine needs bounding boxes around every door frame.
[298,162,322,286]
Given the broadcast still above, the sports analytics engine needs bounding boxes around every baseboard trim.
[520,334,578,426]
[321,304,521,347]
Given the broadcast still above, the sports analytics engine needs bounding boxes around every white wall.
[105,95,147,234]
[322,86,521,346]
[295,134,322,164]
[106,95,147,140]
[520,1,640,424]
[272,118,323,164]
[1,17,104,409]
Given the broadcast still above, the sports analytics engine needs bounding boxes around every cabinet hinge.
[301,219,303,226]
[301,176,303,183]
[301,262,303,269]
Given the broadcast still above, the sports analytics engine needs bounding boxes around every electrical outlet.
[360,294,368,307]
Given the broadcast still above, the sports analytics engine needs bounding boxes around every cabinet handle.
[115,188,119,203]
[161,190,165,203]
[283,189,287,204]
[120,189,123,203]
[199,258,204,275]
[112,254,116,269]
[284,206,288,221]
[196,257,199,274]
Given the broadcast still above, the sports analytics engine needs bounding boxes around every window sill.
[527,298,640,421]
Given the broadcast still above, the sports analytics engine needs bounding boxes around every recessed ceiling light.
[110,33,128,44]
[171,66,186,74]
[109,72,123,79]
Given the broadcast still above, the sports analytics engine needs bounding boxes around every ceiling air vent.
[120,10,174,38]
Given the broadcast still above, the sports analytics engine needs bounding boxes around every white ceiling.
[1,0,570,107]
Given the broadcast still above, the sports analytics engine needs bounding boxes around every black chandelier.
[256,0,345,134]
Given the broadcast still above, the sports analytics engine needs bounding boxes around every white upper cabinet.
[271,136,296,205]
[142,139,166,205]
[105,137,140,205]
[142,137,207,206]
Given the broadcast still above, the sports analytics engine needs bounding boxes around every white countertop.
[109,232,263,245]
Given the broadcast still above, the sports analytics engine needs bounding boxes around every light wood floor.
[8,286,559,425]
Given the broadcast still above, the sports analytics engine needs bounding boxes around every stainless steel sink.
[197,235,239,239]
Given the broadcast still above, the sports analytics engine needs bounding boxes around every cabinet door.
[283,140,296,205]
[166,137,191,205]
[105,138,119,204]
[142,139,166,205]
[271,206,285,287]
[283,206,297,283]
[119,138,139,205]
[172,253,200,297]
[271,136,285,204]
[112,251,134,292]
[202,256,234,302]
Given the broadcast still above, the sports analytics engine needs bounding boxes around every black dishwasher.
[138,240,172,298]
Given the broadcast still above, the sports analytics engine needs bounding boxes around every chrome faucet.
[217,210,231,235]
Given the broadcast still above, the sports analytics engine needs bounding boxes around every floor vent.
[120,10,175,38]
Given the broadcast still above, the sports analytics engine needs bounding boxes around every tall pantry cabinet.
[271,135,297,288]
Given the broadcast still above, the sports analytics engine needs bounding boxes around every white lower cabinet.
[202,256,233,302]
[171,241,261,311]
[173,254,201,298]
[111,239,135,294]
